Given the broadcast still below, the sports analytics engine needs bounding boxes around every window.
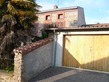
[45,15,50,20]
[58,14,63,19]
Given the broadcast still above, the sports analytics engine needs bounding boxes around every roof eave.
[46,27,109,32]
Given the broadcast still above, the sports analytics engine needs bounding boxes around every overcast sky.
[37,0,109,24]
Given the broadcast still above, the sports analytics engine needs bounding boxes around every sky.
[36,0,109,24]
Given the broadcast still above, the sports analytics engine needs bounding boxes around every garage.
[63,34,109,72]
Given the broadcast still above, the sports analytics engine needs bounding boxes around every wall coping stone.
[13,37,53,55]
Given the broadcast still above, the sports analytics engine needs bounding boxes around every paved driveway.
[29,67,109,82]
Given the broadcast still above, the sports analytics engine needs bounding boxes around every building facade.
[35,6,86,36]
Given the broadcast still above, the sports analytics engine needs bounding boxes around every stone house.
[35,5,86,36]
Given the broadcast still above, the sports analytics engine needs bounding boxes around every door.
[63,34,109,72]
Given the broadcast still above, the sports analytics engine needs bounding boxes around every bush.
[31,30,48,42]
[0,57,14,72]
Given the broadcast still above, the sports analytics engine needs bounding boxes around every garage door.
[63,34,109,72]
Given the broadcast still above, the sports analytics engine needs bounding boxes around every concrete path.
[29,67,109,82]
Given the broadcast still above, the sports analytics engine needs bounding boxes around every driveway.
[29,67,109,82]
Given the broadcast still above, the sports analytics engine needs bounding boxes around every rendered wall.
[23,42,52,81]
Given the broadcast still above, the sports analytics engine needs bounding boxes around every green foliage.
[0,57,14,72]
[0,0,40,71]
[31,31,48,42]
[31,36,43,42]
[42,31,48,38]
[5,65,14,72]
[0,0,41,29]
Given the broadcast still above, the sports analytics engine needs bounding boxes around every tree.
[0,0,40,68]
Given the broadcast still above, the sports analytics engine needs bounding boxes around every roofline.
[38,6,82,14]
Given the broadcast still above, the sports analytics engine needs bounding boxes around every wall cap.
[13,38,53,55]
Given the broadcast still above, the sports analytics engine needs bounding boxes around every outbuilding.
[47,24,109,72]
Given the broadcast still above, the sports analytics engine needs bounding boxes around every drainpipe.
[52,29,58,66]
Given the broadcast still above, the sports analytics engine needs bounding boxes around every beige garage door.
[63,34,109,72]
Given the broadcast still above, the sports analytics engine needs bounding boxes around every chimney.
[54,5,58,9]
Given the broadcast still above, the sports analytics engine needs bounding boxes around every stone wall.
[0,38,53,82]
[36,6,86,36]
[65,9,78,27]
[37,9,79,28]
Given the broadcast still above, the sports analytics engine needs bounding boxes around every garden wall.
[0,38,53,82]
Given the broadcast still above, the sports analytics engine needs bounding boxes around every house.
[35,5,86,36]
[34,5,109,72]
